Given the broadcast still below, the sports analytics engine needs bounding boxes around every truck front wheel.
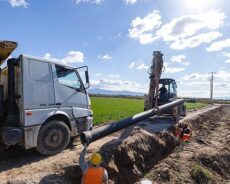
[36,120,70,155]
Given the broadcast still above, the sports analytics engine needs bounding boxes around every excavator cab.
[158,78,177,104]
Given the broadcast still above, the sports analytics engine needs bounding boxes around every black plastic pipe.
[80,99,184,145]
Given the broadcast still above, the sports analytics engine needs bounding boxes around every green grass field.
[91,97,144,125]
[185,102,207,110]
[91,97,207,125]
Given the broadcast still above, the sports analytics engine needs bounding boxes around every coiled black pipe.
[80,99,184,145]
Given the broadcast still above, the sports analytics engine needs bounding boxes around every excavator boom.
[144,51,164,110]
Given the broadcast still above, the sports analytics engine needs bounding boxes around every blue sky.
[1,0,230,98]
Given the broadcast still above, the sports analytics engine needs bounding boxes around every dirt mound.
[182,105,222,131]
[99,105,226,184]
[198,148,230,179]
[100,127,179,184]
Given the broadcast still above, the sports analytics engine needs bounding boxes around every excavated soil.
[137,105,230,184]
[99,128,179,183]
[0,104,229,184]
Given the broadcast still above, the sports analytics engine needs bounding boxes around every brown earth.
[138,105,230,184]
[0,105,229,184]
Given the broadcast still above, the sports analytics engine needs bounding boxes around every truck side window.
[55,65,81,89]
[29,59,51,81]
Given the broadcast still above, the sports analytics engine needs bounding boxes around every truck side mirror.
[85,70,89,84]
[76,66,90,89]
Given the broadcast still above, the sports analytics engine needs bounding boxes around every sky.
[0,0,230,99]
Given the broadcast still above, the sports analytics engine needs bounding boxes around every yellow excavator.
[144,51,186,122]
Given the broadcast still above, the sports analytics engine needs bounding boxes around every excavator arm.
[144,51,164,110]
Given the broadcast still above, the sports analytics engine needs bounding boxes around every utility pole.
[209,72,216,103]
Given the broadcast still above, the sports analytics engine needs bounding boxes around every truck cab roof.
[21,55,75,70]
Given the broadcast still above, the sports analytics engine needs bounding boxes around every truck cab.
[0,41,92,155]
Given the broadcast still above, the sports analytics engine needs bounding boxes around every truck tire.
[36,120,70,155]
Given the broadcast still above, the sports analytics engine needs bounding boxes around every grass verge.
[191,164,213,184]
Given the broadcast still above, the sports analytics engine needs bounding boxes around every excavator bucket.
[0,41,18,65]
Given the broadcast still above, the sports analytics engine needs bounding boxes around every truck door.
[53,64,88,109]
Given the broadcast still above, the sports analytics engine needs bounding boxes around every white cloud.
[95,73,102,77]
[136,64,149,70]
[165,66,185,74]
[128,62,135,69]
[128,10,225,49]
[109,74,120,78]
[109,33,123,40]
[223,52,230,58]
[75,0,103,4]
[182,62,191,66]
[157,10,225,42]
[98,54,112,60]
[170,55,191,66]
[215,70,230,82]
[181,71,230,84]
[164,62,185,74]
[206,39,230,52]
[124,0,138,4]
[225,59,230,64]
[182,73,210,81]
[61,51,84,64]
[7,0,28,7]
[171,55,186,63]
[91,78,148,93]
[128,10,161,44]
[43,53,59,62]
[170,31,222,50]
[43,51,84,66]
[178,71,230,98]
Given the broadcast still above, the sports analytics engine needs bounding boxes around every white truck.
[0,41,93,155]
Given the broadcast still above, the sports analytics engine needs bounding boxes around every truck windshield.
[55,65,82,89]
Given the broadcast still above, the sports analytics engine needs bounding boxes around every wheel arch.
[44,113,72,132]
[24,112,72,150]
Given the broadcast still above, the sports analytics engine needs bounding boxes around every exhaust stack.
[5,58,19,125]
[0,85,3,118]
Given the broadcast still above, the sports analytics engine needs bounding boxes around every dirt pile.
[99,105,229,184]
[182,105,223,131]
[140,105,230,184]
[198,148,230,179]
[100,127,180,184]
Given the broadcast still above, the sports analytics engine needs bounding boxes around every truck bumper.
[70,115,93,136]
